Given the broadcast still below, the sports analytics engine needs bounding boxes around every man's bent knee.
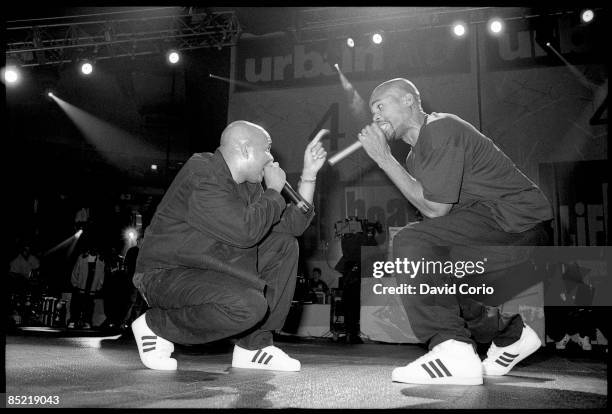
[392,225,433,258]
[235,290,269,329]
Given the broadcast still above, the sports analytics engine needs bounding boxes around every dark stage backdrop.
[539,160,609,246]
[6,47,231,258]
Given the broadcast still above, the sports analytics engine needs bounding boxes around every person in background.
[545,262,596,351]
[9,243,40,292]
[308,267,329,296]
[68,246,105,329]
[121,235,148,330]
[8,242,42,326]
[100,248,130,331]
[74,205,90,232]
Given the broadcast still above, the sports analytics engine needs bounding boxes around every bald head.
[220,120,270,150]
[369,78,421,109]
[218,120,273,183]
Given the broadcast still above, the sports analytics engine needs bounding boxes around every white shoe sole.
[141,357,178,371]
[392,373,483,385]
[231,361,300,372]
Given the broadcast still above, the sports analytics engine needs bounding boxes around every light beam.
[47,94,163,169]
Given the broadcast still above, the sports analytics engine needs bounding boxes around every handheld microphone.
[327,141,363,166]
[282,182,312,214]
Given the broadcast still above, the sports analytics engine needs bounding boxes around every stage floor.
[5,330,608,409]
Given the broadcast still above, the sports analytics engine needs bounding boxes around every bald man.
[131,121,326,371]
[358,79,552,385]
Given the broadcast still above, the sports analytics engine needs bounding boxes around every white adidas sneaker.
[131,313,177,371]
[391,339,483,385]
[482,324,541,376]
[231,344,301,372]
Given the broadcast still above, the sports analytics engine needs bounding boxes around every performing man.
[131,120,327,371]
[357,78,552,385]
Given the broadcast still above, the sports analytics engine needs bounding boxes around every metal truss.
[285,6,584,43]
[281,7,492,43]
[5,8,241,67]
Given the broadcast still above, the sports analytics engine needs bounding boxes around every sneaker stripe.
[142,335,157,340]
[421,363,436,378]
[428,361,444,377]
[503,352,519,358]
[264,354,273,365]
[143,347,156,353]
[435,359,452,376]
[142,341,157,347]
[258,352,269,363]
[495,359,510,367]
[498,355,514,363]
[251,350,262,362]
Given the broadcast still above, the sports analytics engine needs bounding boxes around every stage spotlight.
[45,88,56,100]
[75,229,83,239]
[167,50,180,64]
[346,37,355,48]
[452,22,467,37]
[3,66,20,84]
[150,164,158,171]
[124,227,138,243]
[488,18,504,35]
[372,32,383,45]
[581,9,594,24]
[80,60,93,75]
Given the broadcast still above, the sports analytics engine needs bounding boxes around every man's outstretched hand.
[302,129,329,179]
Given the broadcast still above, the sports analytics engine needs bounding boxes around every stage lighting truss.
[288,7,590,46]
[5,9,241,67]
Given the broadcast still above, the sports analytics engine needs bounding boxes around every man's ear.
[239,142,250,160]
[401,93,413,106]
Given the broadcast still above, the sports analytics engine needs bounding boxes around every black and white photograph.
[4,6,609,410]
